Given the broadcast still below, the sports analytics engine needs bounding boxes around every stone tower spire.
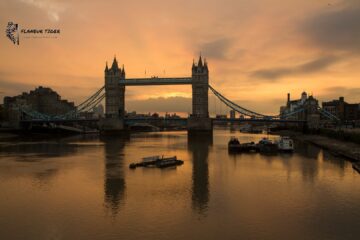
[105,62,109,72]
[111,56,119,70]
[198,55,203,68]
[121,64,126,78]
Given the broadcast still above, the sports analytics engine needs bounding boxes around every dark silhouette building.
[322,97,360,122]
[3,86,75,126]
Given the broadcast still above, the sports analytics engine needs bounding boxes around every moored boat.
[257,138,278,154]
[228,137,259,153]
[240,142,259,152]
[276,136,294,152]
[228,137,241,152]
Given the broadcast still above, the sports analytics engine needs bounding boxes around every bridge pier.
[187,117,212,133]
[99,118,125,134]
[188,56,212,133]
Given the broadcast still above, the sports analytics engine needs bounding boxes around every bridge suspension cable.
[209,84,341,122]
[53,86,105,119]
[208,84,275,118]
[317,107,341,122]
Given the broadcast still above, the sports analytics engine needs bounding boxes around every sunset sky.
[1,0,359,115]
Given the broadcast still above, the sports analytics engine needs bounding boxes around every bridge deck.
[121,77,192,86]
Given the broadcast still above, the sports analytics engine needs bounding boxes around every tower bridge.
[17,55,340,132]
[101,56,212,133]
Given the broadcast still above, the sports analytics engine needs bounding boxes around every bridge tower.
[188,56,212,132]
[100,57,126,132]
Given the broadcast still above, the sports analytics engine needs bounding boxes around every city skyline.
[1,0,360,115]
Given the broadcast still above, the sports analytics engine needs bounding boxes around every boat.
[276,136,294,152]
[129,155,183,169]
[257,138,278,154]
[228,137,241,152]
[240,142,259,152]
[228,138,259,153]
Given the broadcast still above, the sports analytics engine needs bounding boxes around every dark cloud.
[303,6,360,53]
[199,38,235,60]
[251,55,339,80]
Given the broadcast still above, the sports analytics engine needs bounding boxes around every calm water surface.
[0,130,359,240]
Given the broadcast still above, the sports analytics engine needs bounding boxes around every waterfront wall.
[304,128,360,145]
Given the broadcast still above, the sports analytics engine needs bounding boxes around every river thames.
[0,129,359,240]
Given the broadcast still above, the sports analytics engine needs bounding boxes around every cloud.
[303,5,360,53]
[199,38,234,60]
[19,0,66,22]
[319,86,360,103]
[251,55,339,80]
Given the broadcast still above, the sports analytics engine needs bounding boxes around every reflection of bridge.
[19,55,340,132]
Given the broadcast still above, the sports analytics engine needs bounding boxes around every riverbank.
[277,130,360,162]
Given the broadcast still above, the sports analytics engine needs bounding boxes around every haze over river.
[0,129,359,240]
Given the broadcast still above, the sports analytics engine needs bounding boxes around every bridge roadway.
[20,117,305,124]
[120,77,192,86]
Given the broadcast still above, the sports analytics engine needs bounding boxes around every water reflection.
[295,140,347,181]
[188,133,213,215]
[0,140,78,161]
[101,135,129,216]
[295,140,321,160]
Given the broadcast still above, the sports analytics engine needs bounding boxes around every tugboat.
[276,136,294,152]
[257,138,278,154]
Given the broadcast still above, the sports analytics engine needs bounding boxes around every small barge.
[129,155,184,169]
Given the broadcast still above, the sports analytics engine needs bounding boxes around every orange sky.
[1,0,359,115]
